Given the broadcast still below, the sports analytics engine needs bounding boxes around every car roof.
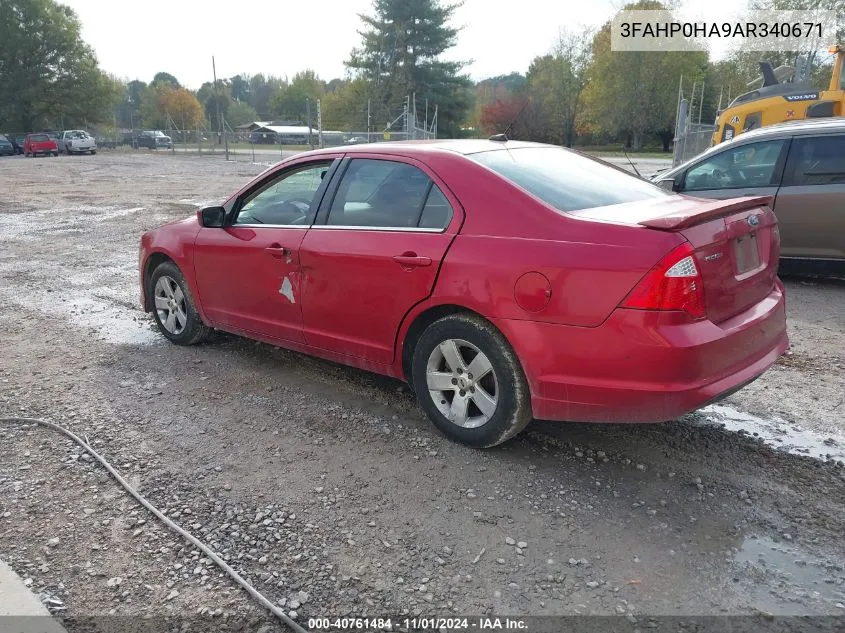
[730,117,845,140]
[302,138,555,158]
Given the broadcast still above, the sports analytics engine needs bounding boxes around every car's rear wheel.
[149,261,210,346]
[411,313,532,448]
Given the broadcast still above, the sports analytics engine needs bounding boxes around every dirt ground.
[0,152,844,631]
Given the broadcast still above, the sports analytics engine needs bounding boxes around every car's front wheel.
[149,261,210,345]
[411,313,532,448]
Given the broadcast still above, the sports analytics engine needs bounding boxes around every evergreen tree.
[346,0,471,137]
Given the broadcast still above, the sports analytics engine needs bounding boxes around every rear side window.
[786,135,845,186]
[327,159,452,229]
[469,147,667,212]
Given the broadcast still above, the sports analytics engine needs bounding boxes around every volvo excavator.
[712,44,845,145]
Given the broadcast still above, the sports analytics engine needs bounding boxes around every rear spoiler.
[639,196,774,230]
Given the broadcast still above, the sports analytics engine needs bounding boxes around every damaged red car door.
[192,158,339,344]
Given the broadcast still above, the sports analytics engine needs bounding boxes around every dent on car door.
[773,134,845,260]
[298,156,462,365]
[679,138,790,202]
[191,158,340,343]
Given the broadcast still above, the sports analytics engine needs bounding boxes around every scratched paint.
[279,276,296,303]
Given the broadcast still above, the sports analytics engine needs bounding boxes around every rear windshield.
[470,147,668,212]
[0,135,8,142]
[30,134,49,142]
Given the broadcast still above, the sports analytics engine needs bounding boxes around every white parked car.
[60,130,97,155]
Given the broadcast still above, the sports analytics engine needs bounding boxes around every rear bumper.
[493,280,788,423]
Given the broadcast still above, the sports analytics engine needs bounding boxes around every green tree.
[579,0,708,150]
[229,74,251,102]
[346,0,472,137]
[115,79,148,129]
[0,0,120,130]
[139,84,167,129]
[226,100,259,126]
[322,78,371,130]
[269,70,325,121]
[524,29,592,146]
[151,72,180,89]
[248,74,286,119]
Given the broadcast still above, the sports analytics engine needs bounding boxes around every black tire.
[411,313,532,448]
[149,261,211,345]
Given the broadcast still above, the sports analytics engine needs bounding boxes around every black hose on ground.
[0,417,309,633]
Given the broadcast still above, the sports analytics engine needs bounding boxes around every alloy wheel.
[154,275,188,335]
[426,338,499,428]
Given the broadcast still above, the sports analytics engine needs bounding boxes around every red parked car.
[24,133,59,157]
[139,140,788,448]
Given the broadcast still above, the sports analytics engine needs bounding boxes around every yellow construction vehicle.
[712,44,845,145]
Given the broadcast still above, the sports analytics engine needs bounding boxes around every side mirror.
[198,206,226,228]
[657,178,677,192]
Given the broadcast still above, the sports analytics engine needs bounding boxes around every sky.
[60,0,617,88]
[61,0,748,89]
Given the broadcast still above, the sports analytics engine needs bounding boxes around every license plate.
[734,233,760,273]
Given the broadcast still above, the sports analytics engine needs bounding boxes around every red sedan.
[139,140,788,448]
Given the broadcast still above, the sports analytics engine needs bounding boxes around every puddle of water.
[735,535,845,614]
[0,253,161,347]
[29,291,161,346]
[699,404,845,464]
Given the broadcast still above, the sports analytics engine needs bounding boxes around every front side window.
[683,139,787,191]
[327,159,452,229]
[787,135,845,186]
[469,147,668,212]
[235,161,332,226]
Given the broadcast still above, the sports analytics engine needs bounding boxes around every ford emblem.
[747,215,760,227]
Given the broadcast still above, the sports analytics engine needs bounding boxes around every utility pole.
[306,98,313,149]
[367,99,371,143]
[212,56,229,160]
[317,99,323,149]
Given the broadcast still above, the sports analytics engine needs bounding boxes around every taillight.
[621,242,706,319]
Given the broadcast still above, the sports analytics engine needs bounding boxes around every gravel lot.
[0,152,844,631]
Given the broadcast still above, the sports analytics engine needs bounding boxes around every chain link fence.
[672,122,715,167]
[91,96,438,163]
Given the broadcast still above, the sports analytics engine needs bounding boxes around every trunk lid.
[570,194,780,324]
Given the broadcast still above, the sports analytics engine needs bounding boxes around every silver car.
[60,130,97,155]
[653,119,845,278]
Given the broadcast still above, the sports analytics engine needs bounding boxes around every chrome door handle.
[392,254,432,267]
[265,244,289,258]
